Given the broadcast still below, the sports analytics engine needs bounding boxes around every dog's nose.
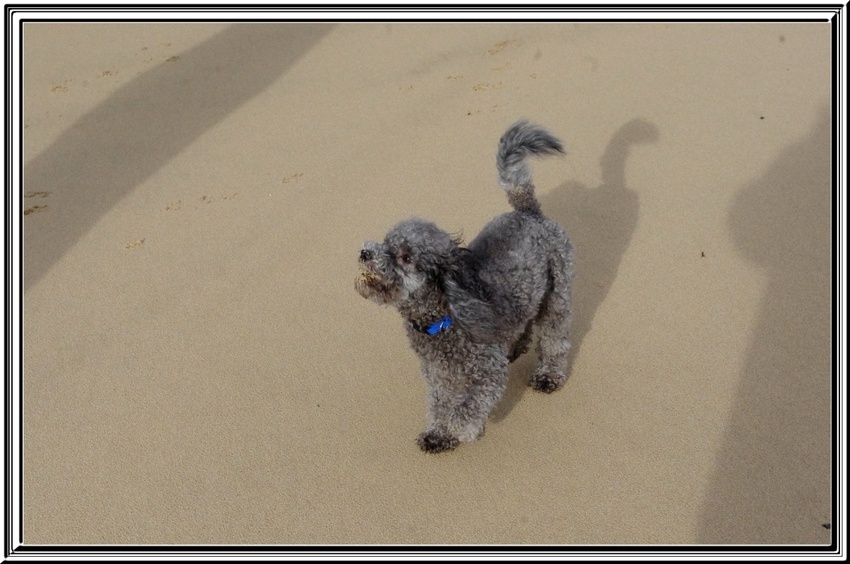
[360,249,373,262]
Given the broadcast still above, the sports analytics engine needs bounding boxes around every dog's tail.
[497,120,564,214]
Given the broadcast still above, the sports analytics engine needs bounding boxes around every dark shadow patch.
[698,105,833,543]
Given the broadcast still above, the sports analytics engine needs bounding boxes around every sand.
[20,21,834,545]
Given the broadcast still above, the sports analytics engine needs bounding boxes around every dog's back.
[465,121,572,326]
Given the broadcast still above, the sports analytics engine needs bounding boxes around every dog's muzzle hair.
[355,242,397,304]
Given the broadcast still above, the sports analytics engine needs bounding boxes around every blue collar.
[412,316,453,336]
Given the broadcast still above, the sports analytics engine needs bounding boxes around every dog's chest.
[406,327,502,375]
[406,325,474,363]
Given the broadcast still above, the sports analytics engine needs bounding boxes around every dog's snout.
[360,249,374,262]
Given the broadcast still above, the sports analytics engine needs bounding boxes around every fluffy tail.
[497,120,565,213]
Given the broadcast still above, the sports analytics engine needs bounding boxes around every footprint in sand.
[50,80,71,93]
[166,193,238,211]
[472,82,502,91]
[24,205,48,216]
[485,39,523,56]
[24,191,51,216]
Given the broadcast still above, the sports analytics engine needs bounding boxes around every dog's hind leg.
[530,241,575,393]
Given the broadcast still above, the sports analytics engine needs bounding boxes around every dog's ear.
[441,260,504,342]
[416,251,450,284]
[416,237,461,284]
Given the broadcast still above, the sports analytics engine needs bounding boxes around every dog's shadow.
[491,118,659,422]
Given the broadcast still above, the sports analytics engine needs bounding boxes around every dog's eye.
[400,253,412,264]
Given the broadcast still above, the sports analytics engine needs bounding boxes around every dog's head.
[355,218,461,306]
[356,218,504,341]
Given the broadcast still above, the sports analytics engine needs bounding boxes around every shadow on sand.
[697,106,833,544]
[23,23,333,291]
[492,118,659,421]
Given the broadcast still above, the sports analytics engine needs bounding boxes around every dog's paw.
[417,431,459,454]
[530,372,565,394]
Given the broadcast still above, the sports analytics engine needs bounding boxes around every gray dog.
[356,121,574,453]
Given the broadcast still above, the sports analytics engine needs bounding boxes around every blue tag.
[426,316,452,335]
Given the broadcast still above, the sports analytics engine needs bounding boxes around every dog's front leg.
[449,362,508,443]
[417,358,507,454]
[417,363,461,453]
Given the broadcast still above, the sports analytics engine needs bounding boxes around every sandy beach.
[21,21,833,545]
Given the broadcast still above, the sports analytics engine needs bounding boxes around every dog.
[355,121,574,453]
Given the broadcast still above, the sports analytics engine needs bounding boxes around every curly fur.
[356,120,574,453]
